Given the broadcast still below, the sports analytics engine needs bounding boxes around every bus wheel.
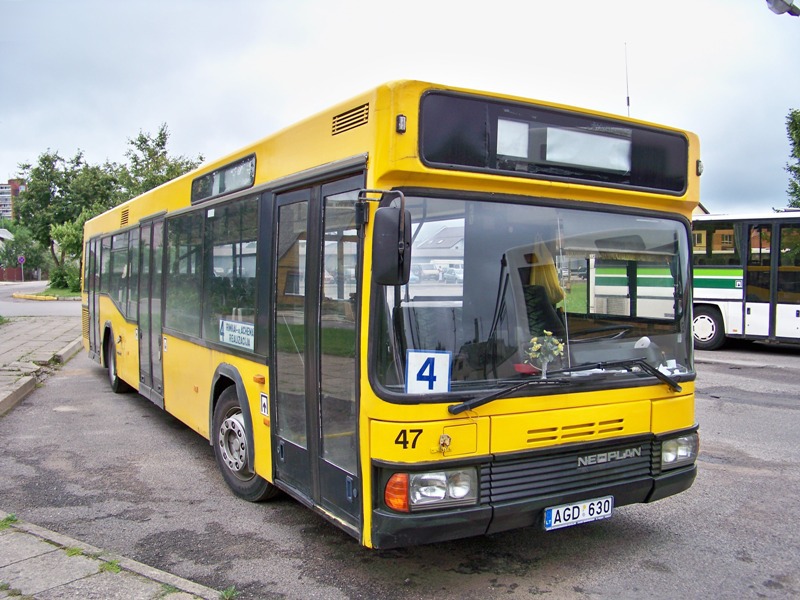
[693,306,725,351]
[105,338,130,393]
[212,386,279,502]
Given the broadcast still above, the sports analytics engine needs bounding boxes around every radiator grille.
[332,103,369,135]
[526,418,626,445]
[486,440,652,504]
[82,306,89,339]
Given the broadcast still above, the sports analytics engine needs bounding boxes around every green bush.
[50,263,81,292]
[49,266,70,289]
[67,265,81,292]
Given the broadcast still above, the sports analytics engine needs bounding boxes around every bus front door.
[273,176,362,533]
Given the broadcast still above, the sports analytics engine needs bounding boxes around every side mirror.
[372,206,412,285]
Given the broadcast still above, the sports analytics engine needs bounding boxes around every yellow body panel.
[651,383,695,434]
[161,335,273,478]
[370,418,489,463]
[490,400,651,453]
[367,386,695,461]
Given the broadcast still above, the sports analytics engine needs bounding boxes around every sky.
[1,0,798,215]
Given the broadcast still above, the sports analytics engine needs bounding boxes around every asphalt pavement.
[0,295,220,599]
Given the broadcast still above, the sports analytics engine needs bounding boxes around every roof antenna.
[624,42,631,117]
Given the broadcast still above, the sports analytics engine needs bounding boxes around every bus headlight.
[661,433,699,470]
[385,467,478,512]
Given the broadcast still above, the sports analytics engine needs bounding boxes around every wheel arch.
[693,302,727,332]
[692,302,727,350]
[209,364,256,469]
[101,321,114,367]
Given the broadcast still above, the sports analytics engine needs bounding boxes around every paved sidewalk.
[0,315,220,599]
[0,317,83,418]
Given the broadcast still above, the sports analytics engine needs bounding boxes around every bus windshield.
[374,195,692,397]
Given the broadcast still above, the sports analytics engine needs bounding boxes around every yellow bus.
[82,80,700,548]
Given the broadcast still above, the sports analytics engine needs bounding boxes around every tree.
[0,220,47,275]
[118,123,203,199]
[787,109,800,208]
[50,210,90,261]
[15,151,119,268]
[14,123,202,270]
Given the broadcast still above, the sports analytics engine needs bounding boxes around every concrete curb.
[0,336,83,417]
[54,336,84,364]
[0,510,220,599]
[10,293,81,301]
[0,375,35,417]
[694,355,769,368]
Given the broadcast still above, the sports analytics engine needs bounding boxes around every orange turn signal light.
[385,473,409,512]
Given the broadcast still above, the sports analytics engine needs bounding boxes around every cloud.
[1,0,798,214]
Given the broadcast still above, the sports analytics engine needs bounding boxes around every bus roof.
[694,210,800,222]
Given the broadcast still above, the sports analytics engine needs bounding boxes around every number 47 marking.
[395,429,423,450]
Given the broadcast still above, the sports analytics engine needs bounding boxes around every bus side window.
[203,197,259,346]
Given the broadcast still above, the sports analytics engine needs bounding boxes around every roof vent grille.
[332,103,369,135]
[120,208,130,227]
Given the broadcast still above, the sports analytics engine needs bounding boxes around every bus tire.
[212,386,279,502]
[105,337,131,393]
[693,305,725,351]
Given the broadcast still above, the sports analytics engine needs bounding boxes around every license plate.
[544,496,614,531]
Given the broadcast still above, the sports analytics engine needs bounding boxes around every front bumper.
[370,433,697,549]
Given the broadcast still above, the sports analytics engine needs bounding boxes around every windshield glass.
[372,195,692,398]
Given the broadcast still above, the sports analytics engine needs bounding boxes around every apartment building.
[0,179,25,220]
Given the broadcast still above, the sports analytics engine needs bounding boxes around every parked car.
[412,263,440,281]
[444,268,463,284]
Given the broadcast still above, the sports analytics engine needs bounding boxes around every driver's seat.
[523,284,565,338]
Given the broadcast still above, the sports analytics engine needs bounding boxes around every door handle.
[346,476,357,502]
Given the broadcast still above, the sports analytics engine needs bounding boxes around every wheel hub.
[694,315,715,341]
[219,412,249,474]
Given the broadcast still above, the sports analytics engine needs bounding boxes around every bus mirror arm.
[362,189,412,286]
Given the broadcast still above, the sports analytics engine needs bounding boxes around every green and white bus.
[692,211,800,349]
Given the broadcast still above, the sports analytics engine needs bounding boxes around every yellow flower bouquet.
[524,330,564,379]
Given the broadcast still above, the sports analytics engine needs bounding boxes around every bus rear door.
[138,218,165,406]
[745,223,771,338]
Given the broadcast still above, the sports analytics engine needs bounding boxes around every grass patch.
[39,285,81,298]
[0,514,19,530]
[65,546,84,557]
[277,323,355,357]
[98,559,121,574]
[157,584,180,597]
[563,280,588,313]
[1,582,33,598]
[220,586,240,599]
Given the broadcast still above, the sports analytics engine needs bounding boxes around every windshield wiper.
[567,358,682,393]
[447,358,681,415]
[448,378,566,415]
